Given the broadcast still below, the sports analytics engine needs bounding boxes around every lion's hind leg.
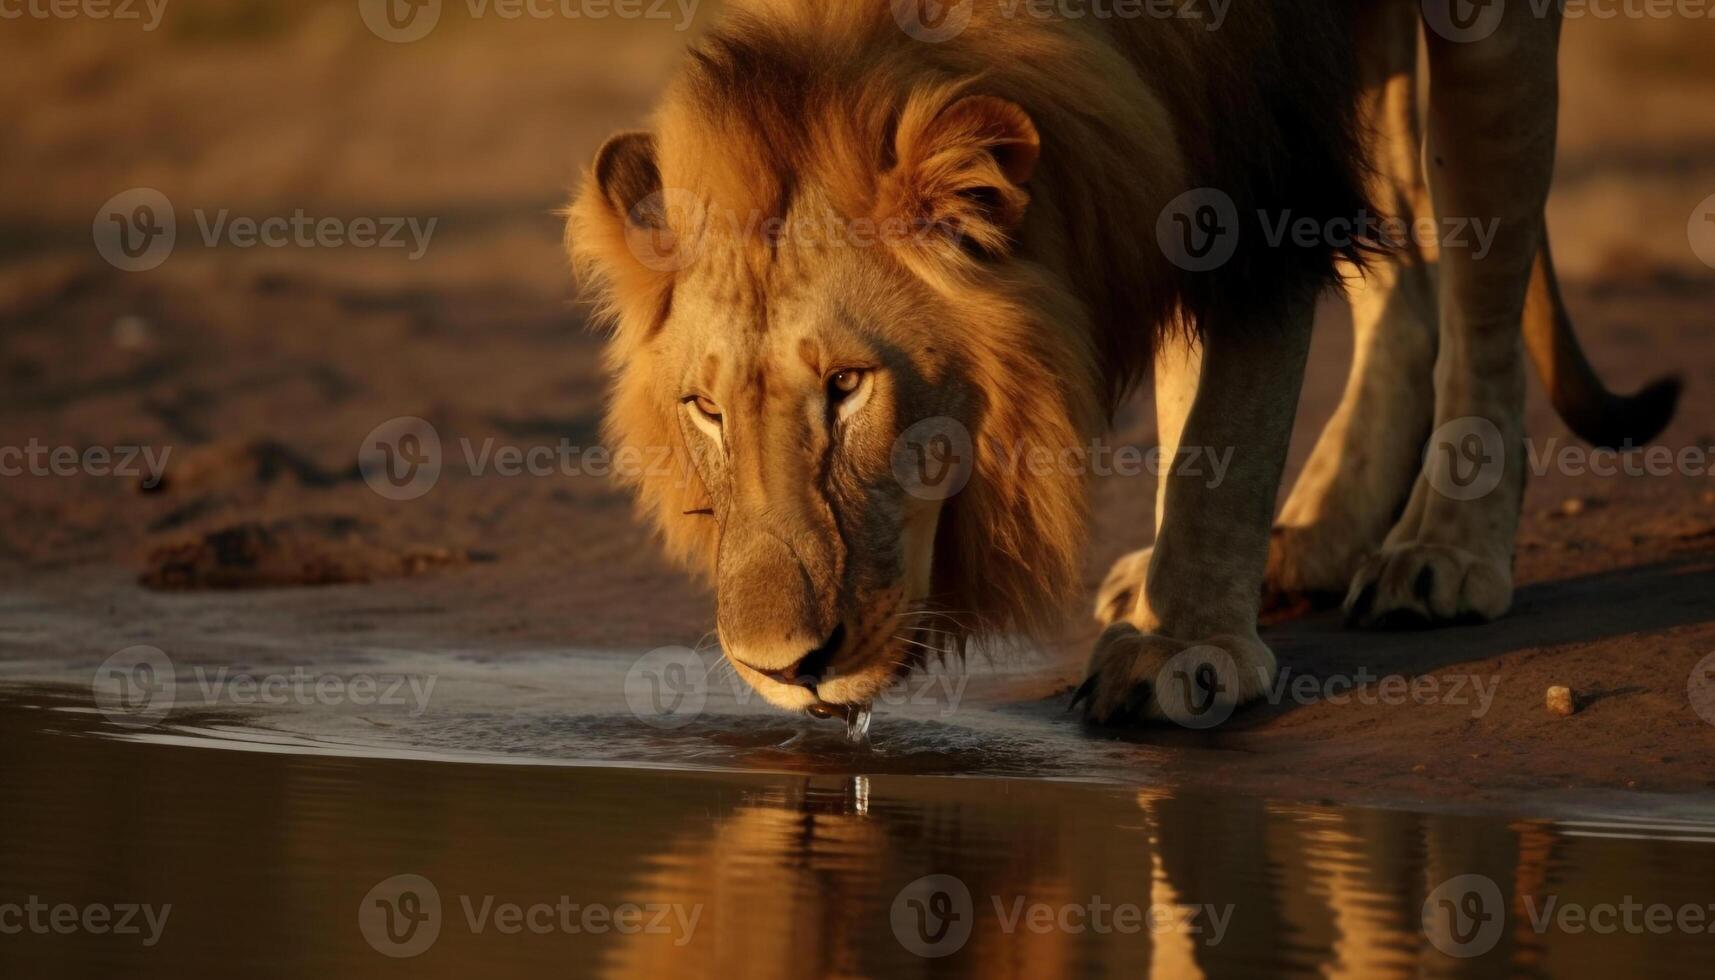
[1345,4,1564,629]
[1095,545,1153,629]
[1266,0,1439,611]
[1092,336,1202,630]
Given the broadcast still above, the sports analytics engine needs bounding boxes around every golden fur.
[570,0,1676,724]
[568,0,1370,712]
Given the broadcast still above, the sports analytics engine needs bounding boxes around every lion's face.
[570,38,1105,718]
[654,206,970,713]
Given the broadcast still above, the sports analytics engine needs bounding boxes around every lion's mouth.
[766,623,846,691]
[732,620,930,718]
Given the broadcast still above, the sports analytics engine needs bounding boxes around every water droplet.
[845,703,872,744]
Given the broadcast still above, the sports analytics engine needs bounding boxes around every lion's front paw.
[1343,543,1511,630]
[1073,624,1277,728]
[1094,547,1151,627]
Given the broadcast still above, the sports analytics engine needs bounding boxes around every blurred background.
[1,1,1712,664]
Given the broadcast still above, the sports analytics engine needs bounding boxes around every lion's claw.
[1343,543,1511,629]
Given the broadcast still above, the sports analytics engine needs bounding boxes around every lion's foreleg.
[1080,303,1313,726]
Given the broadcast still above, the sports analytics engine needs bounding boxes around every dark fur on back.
[1133,2,1375,347]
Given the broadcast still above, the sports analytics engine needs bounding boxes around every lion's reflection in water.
[608,775,1703,979]
[5,700,1710,979]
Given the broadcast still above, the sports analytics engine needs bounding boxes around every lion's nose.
[753,623,846,687]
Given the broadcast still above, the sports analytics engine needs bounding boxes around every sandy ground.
[1,2,1714,806]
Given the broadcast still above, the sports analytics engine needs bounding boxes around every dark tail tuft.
[1524,232,1681,450]
[1553,373,1682,450]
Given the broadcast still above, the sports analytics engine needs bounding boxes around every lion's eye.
[684,394,723,443]
[827,368,872,424]
[689,395,722,422]
[828,369,866,398]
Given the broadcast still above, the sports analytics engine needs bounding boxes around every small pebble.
[1546,685,1577,717]
[1547,497,1606,520]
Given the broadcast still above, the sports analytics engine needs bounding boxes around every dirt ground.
[1,2,1713,805]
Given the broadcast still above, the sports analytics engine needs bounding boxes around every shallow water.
[2,680,1714,979]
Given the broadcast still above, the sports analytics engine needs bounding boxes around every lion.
[568,0,1678,726]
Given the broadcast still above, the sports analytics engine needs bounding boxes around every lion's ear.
[586,130,687,272]
[593,132,664,230]
[568,130,680,340]
[880,94,1040,257]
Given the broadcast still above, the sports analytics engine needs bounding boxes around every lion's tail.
[1524,232,1681,449]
